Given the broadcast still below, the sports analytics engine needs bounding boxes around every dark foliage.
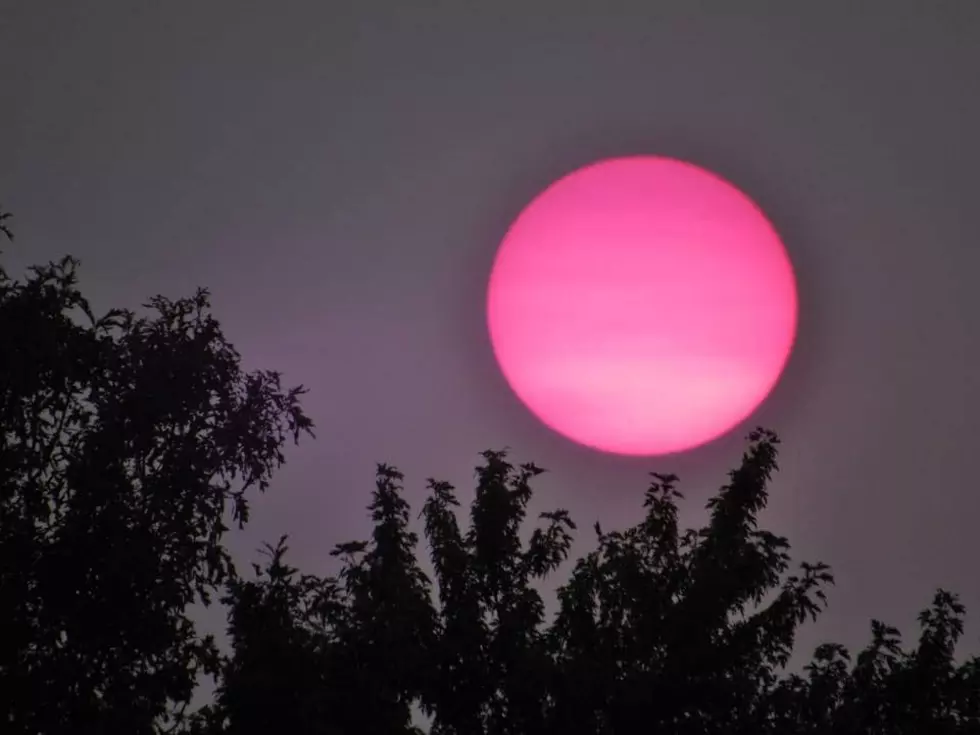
[0,205,12,241]
[204,431,980,734]
[0,231,314,733]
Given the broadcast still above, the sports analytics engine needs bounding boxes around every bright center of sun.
[486,156,798,456]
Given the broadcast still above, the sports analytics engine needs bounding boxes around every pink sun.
[486,156,798,456]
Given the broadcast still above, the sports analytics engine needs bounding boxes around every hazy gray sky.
[3,1,980,665]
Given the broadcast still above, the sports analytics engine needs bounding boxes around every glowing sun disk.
[486,156,798,456]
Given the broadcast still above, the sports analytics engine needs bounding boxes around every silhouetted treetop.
[0,247,313,734]
[206,430,980,735]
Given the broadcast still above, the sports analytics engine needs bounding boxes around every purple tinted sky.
[3,2,980,664]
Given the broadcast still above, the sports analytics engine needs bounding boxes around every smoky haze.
[2,0,979,679]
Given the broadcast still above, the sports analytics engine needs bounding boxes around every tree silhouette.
[209,432,980,735]
[419,451,574,734]
[0,204,12,241]
[541,430,832,735]
[198,466,436,735]
[202,536,346,735]
[0,243,313,733]
[327,464,436,733]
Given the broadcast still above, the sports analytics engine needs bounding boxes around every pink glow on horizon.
[486,156,798,456]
